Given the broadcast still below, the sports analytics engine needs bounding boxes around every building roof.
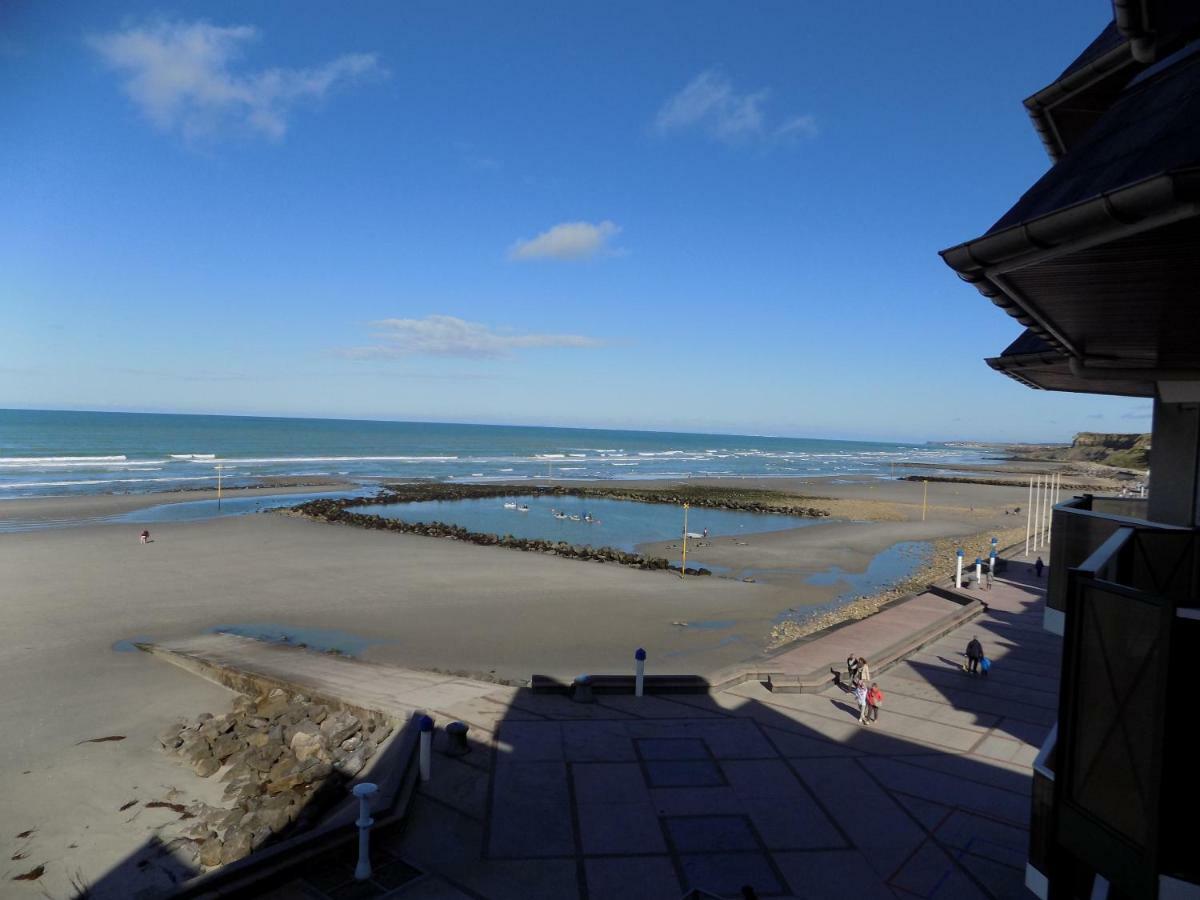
[942,38,1200,396]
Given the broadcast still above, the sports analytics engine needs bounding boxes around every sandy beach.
[0,474,1039,896]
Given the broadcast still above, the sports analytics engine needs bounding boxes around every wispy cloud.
[654,69,816,145]
[509,220,621,262]
[1122,409,1153,420]
[88,20,385,141]
[341,315,604,360]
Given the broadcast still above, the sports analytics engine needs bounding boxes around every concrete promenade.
[165,558,1057,899]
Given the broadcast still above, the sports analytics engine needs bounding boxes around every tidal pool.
[347,493,826,553]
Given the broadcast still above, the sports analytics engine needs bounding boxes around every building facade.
[940,3,1200,898]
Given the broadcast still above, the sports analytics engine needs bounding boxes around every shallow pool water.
[210,623,382,657]
[347,493,826,553]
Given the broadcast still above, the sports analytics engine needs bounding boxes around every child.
[866,683,883,724]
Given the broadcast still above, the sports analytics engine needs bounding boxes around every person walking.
[985,567,994,590]
[855,681,869,724]
[140,529,151,544]
[965,636,984,675]
[866,683,883,724]
[1035,556,1044,578]
[846,655,861,686]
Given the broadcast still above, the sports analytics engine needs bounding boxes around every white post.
[1047,473,1055,545]
[989,549,998,586]
[1042,473,1051,549]
[1032,476,1040,551]
[634,648,646,698]
[419,715,433,782]
[353,782,378,880]
[955,549,964,589]
[975,557,982,587]
[1025,476,1033,557]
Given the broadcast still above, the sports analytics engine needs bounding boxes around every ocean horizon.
[0,408,990,499]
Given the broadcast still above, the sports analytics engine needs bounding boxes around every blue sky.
[0,1,1152,441]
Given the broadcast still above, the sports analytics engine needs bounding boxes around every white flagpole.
[1025,476,1033,557]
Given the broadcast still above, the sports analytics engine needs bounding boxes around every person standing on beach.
[140,529,151,544]
[1035,556,1045,578]
[965,636,984,675]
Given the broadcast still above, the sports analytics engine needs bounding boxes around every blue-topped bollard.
[955,548,964,588]
[419,715,434,782]
[352,782,378,880]
[635,648,646,698]
[573,674,595,704]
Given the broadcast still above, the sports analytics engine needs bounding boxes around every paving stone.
[796,757,925,880]
[740,795,844,850]
[772,849,896,899]
[858,757,1030,828]
[636,737,710,760]
[489,761,574,858]
[576,800,666,854]
[644,759,725,788]
[665,815,759,852]
[679,851,783,897]
[760,724,855,758]
[893,793,954,831]
[572,762,649,805]
[934,809,1028,870]
[956,852,1030,900]
[561,721,635,762]
[888,839,989,899]
[650,786,743,817]
[584,856,681,900]
[495,721,562,761]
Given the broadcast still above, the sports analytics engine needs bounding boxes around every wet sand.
[0,474,1037,896]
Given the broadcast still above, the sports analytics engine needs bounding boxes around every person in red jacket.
[866,683,883,724]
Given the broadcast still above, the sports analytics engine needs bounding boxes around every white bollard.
[419,715,433,782]
[635,648,646,697]
[1025,476,1033,557]
[975,557,982,587]
[955,549,964,588]
[353,782,378,880]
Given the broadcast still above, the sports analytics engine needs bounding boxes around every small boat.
[553,510,568,519]
[518,505,530,512]
[503,502,518,509]
[569,514,581,521]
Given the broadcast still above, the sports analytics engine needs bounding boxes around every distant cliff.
[1005,432,1150,470]
[1066,432,1150,469]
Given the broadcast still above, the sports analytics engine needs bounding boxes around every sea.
[0,409,989,500]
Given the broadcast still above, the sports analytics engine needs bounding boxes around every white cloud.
[654,70,816,145]
[342,315,604,360]
[508,220,621,262]
[88,20,385,141]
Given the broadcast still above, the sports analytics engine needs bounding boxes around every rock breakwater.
[155,688,394,870]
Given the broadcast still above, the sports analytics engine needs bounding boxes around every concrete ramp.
[139,633,502,718]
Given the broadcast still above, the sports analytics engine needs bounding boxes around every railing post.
[634,648,646,697]
[352,782,378,880]
[419,715,433,782]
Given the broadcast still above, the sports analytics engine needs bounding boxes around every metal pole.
[1042,473,1051,550]
[1025,476,1032,557]
[216,464,223,510]
[634,648,646,698]
[922,480,928,522]
[681,503,689,578]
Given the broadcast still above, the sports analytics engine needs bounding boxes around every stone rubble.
[154,688,394,870]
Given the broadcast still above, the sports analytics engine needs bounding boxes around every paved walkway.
[147,633,503,717]
[241,558,1058,899]
[754,591,964,678]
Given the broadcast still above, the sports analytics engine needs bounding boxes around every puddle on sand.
[209,623,384,658]
[686,619,737,630]
[112,636,154,652]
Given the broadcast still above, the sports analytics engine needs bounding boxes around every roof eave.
[940,167,1200,353]
[1023,42,1138,162]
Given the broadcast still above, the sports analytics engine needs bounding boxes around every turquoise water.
[350,494,826,553]
[0,409,987,499]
